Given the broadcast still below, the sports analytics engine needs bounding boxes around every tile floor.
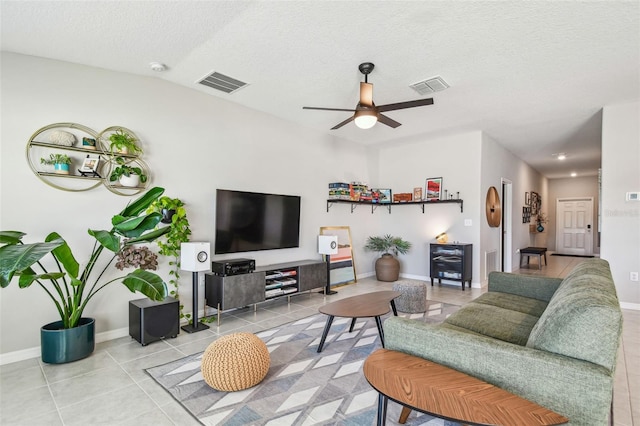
[0,255,637,425]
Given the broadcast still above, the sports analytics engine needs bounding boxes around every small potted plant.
[108,128,142,155]
[364,234,412,282]
[40,153,72,175]
[109,156,147,187]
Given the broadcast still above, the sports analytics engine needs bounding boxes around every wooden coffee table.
[364,349,568,426]
[317,291,400,352]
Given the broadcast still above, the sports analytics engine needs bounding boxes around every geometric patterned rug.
[146,300,460,426]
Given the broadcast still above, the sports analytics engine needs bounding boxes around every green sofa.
[384,258,622,425]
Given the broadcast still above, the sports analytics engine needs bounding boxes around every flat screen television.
[214,189,301,255]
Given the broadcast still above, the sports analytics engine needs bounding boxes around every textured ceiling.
[2,1,639,179]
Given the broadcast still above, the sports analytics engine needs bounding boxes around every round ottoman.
[201,332,270,391]
[392,280,427,313]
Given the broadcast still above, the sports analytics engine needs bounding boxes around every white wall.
[547,176,600,254]
[0,53,371,356]
[601,101,640,308]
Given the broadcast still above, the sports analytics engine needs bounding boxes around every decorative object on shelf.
[372,188,392,204]
[393,192,412,203]
[435,232,448,244]
[107,127,142,155]
[364,234,411,282]
[485,186,501,227]
[40,153,72,175]
[109,156,147,187]
[536,212,548,232]
[82,137,97,150]
[320,226,356,286]
[49,130,76,146]
[0,187,171,363]
[180,242,211,333]
[78,155,101,177]
[318,234,339,295]
[328,182,351,200]
[425,177,443,201]
[413,187,422,201]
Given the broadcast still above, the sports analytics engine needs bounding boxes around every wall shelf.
[326,198,464,214]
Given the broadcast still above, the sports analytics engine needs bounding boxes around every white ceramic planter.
[119,174,140,187]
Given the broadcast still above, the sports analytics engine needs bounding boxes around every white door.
[555,198,594,256]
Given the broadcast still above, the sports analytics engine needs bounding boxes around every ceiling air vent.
[409,76,449,96]
[198,71,248,94]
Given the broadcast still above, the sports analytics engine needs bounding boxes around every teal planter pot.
[41,317,95,364]
[53,163,70,174]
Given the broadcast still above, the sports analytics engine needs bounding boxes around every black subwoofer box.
[129,297,179,345]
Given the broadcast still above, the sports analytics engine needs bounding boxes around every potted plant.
[108,128,142,155]
[146,196,195,322]
[0,187,171,363]
[40,153,72,175]
[364,234,412,282]
[109,156,147,187]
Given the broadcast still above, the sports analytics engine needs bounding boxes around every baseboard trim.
[620,302,640,311]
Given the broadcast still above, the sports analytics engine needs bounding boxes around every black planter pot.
[40,317,95,364]
[161,208,176,224]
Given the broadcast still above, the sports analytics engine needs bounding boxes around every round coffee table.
[317,290,400,352]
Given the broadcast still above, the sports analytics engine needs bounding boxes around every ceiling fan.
[303,62,434,130]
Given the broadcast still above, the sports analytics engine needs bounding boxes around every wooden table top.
[364,349,568,426]
[318,291,401,318]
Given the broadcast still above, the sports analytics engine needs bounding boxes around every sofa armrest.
[488,271,562,301]
[384,316,613,425]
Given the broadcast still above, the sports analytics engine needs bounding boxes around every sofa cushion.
[473,292,549,317]
[444,302,540,346]
[526,259,622,371]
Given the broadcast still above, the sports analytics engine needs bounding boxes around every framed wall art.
[425,177,443,201]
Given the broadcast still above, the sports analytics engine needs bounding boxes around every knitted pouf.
[201,332,270,392]
[392,280,427,313]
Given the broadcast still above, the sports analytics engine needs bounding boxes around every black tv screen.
[214,189,301,254]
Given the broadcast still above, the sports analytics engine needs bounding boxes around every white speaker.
[318,235,339,255]
[180,242,211,272]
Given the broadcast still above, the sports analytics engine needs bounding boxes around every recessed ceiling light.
[149,62,168,72]
[556,153,567,160]
[571,172,577,177]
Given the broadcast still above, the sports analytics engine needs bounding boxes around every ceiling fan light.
[354,110,377,129]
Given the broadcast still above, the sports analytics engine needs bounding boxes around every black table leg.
[349,317,357,332]
[375,315,385,347]
[317,315,335,353]
[377,393,388,426]
[390,300,398,316]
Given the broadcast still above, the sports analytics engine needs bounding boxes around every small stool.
[520,247,548,270]
[391,280,427,313]
[201,332,270,391]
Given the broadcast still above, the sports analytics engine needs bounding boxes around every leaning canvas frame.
[425,177,443,201]
[319,226,356,287]
[79,156,100,173]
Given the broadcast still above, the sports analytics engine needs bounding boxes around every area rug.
[146,300,460,426]
[551,253,594,258]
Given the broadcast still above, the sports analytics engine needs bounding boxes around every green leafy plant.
[0,187,171,329]
[40,153,72,165]
[108,128,142,154]
[364,234,412,256]
[146,196,194,321]
[109,156,147,183]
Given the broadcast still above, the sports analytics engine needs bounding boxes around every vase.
[375,253,400,282]
[161,208,176,224]
[41,317,95,364]
[537,224,544,232]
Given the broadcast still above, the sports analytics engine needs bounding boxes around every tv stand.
[205,259,327,325]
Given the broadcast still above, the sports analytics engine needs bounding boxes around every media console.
[204,259,327,325]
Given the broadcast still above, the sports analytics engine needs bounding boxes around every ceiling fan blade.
[377,98,434,112]
[331,115,355,130]
[377,113,402,128]
[360,82,373,107]
[303,106,357,112]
